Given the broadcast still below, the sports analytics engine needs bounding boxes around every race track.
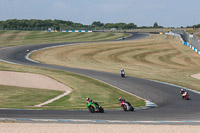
[0,33,200,123]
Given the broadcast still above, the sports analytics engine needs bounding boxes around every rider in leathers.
[180,89,188,99]
[119,97,131,106]
[86,97,99,111]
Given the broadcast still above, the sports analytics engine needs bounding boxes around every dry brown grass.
[32,34,200,91]
[0,31,128,47]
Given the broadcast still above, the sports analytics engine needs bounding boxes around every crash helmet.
[119,97,122,101]
[181,89,184,91]
[86,97,90,101]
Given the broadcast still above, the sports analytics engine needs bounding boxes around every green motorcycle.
[86,101,104,113]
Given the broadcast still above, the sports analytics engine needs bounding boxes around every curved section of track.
[0,33,200,122]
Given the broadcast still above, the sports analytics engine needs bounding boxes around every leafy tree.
[153,22,159,28]
[124,23,137,29]
[92,21,104,27]
[104,23,115,29]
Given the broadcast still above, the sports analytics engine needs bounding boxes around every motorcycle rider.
[26,49,30,53]
[86,97,99,111]
[119,97,124,103]
[180,89,185,94]
[120,69,125,77]
[119,97,131,106]
[180,89,188,99]
[86,97,92,104]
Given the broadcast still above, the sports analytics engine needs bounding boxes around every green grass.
[0,30,129,47]
[0,85,62,108]
[45,72,144,109]
[0,62,145,109]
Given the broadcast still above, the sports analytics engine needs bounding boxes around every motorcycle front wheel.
[122,105,127,111]
[88,106,95,113]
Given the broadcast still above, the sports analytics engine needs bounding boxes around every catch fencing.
[171,29,200,54]
[189,35,200,51]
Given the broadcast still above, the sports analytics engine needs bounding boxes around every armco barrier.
[63,30,92,33]
[165,32,200,55]
[48,30,92,32]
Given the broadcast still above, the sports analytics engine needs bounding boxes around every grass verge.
[0,85,62,108]
[0,62,145,109]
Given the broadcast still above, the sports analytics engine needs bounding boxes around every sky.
[0,0,199,27]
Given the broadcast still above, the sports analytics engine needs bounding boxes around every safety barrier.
[62,30,92,33]
[47,30,93,32]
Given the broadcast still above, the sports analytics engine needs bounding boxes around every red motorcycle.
[182,92,189,100]
[120,100,134,111]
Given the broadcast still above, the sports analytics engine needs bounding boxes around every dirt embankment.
[0,71,71,91]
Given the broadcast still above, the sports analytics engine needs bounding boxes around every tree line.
[0,19,163,31]
[187,24,200,29]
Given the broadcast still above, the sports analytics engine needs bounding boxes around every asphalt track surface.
[0,33,200,123]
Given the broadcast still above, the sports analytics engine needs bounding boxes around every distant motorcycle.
[26,49,30,53]
[121,69,125,78]
[182,92,189,100]
[86,101,104,113]
[120,100,134,111]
